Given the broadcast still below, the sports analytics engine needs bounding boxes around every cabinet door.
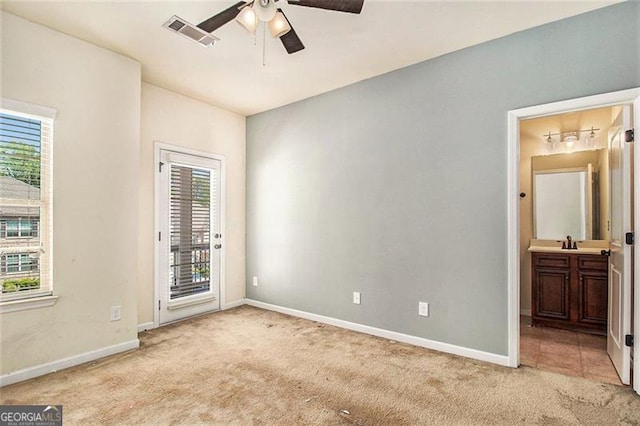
[578,270,608,327]
[534,268,570,320]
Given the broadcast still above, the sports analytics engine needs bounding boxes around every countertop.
[527,246,606,254]
[528,239,609,254]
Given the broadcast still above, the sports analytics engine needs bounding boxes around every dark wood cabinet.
[531,252,608,334]
[577,269,608,327]
[534,267,570,320]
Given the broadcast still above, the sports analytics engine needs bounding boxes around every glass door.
[157,149,222,324]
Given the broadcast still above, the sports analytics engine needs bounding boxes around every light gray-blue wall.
[246,2,639,356]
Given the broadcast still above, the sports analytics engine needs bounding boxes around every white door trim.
[153,141,226,329]
[506,88,640,391]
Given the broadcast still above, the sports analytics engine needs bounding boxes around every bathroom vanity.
[530,248,608,335]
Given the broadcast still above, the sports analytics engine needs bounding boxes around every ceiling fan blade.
[278,9,305,54]
[287,0,364,14]
[197,1,248,33]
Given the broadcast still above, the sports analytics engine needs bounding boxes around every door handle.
[214,244,222,249]
[600,249,611,256]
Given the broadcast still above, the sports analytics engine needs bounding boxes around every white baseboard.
[137,322,155,333]
[0,339,140,387]
[222,299,246,310]
[520,308,532,317]
[245,299,510,367]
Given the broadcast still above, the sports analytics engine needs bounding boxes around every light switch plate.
[110,305,121,321]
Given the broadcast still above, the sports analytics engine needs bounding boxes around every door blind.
[169,165,214,299]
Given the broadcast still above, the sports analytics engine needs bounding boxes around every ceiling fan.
[164,0,364,54]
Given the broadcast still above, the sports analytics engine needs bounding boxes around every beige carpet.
[1,305,639,425]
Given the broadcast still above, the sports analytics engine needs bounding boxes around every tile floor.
[520,316,623,386]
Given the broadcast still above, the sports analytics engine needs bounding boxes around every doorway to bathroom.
[506,88,640,395]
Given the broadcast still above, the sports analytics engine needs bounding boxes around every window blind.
[169,165,213,300]
[0,110,53,300]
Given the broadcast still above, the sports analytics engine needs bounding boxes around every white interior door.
[607,105,633,385]
[157,149,222,324]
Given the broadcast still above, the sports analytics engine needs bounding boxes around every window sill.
[0,295,58,313]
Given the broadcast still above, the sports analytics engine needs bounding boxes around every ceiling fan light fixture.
[236,5,258,33]
[269,12,291,38]
[254,0,277,22]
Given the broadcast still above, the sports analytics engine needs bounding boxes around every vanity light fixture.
[542,126,601,152]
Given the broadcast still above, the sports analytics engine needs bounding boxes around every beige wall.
[518,133,539,314]
[1,12,141,374]
[138,83,246,325]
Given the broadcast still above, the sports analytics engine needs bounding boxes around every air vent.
[163,16,219,47]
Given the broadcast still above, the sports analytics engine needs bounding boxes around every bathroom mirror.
[534,169,590,239]
[532,149,608,240]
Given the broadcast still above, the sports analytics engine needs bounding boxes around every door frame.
[506,88,640,393]
[153,141,226,328]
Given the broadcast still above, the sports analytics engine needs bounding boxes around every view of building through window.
[0,112,44,295]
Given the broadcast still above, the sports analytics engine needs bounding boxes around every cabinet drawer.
[578,255,608,271]
[533,253,570,268]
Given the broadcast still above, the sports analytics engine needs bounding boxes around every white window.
[0,100,54,303]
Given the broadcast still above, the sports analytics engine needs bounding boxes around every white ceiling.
[1,1,619,116]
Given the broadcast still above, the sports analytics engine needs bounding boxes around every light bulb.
[563,134,578,148]
[586,127,597,148]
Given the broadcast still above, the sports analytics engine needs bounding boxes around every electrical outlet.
[252,276,258,287]
[353,292,361,305]
[418,301,429,317]
[110,305,121,322]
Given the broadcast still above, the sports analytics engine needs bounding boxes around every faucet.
[562,235,577,250]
